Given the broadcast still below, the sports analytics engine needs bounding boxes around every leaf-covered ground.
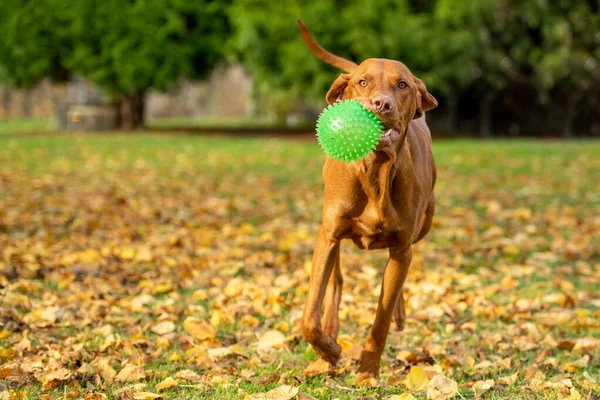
[0,134,598,400]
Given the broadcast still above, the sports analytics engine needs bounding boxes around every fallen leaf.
[175,369,202,382]
[256,330,286,351]
[132,393,162,400]
[247,385,299,400]
[426,375,458,400]
[302,359,330,377]
[116,364,146,382]
[405,366,429,391]
[155,377,178,391]
[39,367,71,391]
[388,394,417,400]
[183,317,216,340]
[150,321,175,335]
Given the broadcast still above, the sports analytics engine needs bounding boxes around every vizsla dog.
[298,21,438,385]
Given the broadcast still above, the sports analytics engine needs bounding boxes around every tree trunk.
[562,92,580,138]
[118,90,146,130]
[446,93,458,134]
[22,90,32,118]
[1,90,10,118]
[479,91,494,138]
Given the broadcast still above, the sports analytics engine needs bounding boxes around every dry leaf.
[132,393,162,400]
[175,369,202,382]
[39,367,71,391]
[183,317,216,340]
[388,394,417,400]
[116,364,146,382]
[247,385,299,400]
[155,377,178,391]
[426,375,458,400]
[256,330,286,351]
[150,321,175,335]
[405,366,429,391]
[302,359,330,377]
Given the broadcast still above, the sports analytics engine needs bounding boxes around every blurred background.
[0,0,599,137]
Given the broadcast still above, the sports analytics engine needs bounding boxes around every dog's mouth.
[377,128,401,149]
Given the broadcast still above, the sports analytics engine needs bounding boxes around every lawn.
[0,134,598,400]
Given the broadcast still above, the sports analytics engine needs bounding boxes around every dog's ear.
[326,74,351,105]
[413,76,438,119]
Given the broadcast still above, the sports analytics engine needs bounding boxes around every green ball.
[316,99,383,162]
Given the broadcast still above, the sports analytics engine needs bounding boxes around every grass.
[146,116,278,130]
[0,133,599,399]
[0,118,58,134]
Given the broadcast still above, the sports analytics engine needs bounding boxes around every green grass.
[0,133,598,400]
[146,116,279,129]
[0,118,58,134]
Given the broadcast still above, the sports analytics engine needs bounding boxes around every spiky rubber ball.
[316,99,383,162]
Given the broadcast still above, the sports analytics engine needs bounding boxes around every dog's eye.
[358,79,367,87]
[397,81,408,89]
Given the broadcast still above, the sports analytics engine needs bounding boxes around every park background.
[0,1,599,400]
[1,0,599,137]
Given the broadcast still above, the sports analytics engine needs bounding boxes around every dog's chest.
[346,197,405,250]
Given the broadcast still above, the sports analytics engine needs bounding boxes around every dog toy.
[316,99,383,162]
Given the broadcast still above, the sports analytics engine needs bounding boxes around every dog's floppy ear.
[413,76,438,119]
[326,74,351,105]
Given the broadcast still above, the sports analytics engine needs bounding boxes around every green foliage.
[229,0,600,113]
[65,0,230,98]
[0,0,229,101]
[0,0,72,88]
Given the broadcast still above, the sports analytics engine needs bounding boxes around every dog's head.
[325,59,437,131]
[298,20,437,149]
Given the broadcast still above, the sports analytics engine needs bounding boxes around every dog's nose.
[371,95,394,114]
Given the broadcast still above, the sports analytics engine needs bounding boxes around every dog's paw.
[354,371,380,387]
[355,350,381,386]
[314,334,342,365]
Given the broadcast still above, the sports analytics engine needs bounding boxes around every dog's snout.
[371,95,394,114]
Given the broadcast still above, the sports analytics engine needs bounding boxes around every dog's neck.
[352,128,410,213]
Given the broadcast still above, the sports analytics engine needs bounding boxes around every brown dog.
[298,20,438,385]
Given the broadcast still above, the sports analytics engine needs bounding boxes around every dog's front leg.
[356,246,412,385]
[301,225,342,365]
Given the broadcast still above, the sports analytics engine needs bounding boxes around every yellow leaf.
[405,366,429,391]
[150,321,175,335]
[132,392,162,400]
[116,364,146,382]
[248,385,299,400]
[0,349,16,361]
[388,394,417,400]
[175,369,202,382]
[274,321,290,334]
[256,330,286,351]
[302,359,330,377]
[567,388,583,400]
[151,283,174,295]
[183,317,216,340]
[39,368,71,391]
[426,375,458,400]
[155,377,178,391]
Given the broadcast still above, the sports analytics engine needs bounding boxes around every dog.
[298,20,438,385]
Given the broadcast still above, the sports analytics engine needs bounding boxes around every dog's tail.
[298,19,357,73]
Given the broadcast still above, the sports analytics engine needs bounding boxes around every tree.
[228,0,429,120]
[65,0,230,129]
[535,1,600,136]
[0,0,72,113]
